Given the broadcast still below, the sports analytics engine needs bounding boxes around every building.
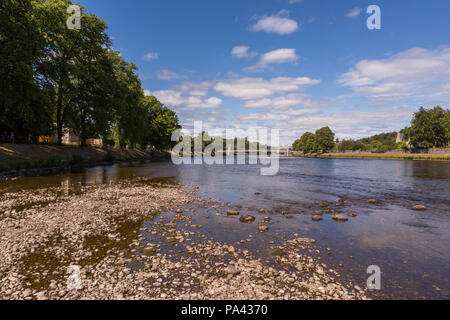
[277,145,293,156]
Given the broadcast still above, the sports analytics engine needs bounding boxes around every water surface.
[2,157,449,299]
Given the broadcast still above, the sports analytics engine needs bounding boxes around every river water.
[1,157,449,299]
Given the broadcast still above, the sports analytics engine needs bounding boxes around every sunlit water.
[1,157,449,299]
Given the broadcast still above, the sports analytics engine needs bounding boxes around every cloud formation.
[157,70,182,80]
[346,7,362,19]
[250,10,299,35]
[339,47,450,101]
[214,76,321,100]
[142,52,159,61]
[231,46,258,59]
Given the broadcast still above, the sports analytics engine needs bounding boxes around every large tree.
[293,132,317,154]
[107,51,146,148]
[408,106,449,149]
[36,0,112,145]
[315,127,335,153]
[0,0,53,140]
[141,96,180,151]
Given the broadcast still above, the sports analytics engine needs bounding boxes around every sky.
[79,0,450,145]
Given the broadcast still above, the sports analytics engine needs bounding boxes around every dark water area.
[1,157,449,299]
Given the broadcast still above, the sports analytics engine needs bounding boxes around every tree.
[315,127,335,153]
[0,0,53,140]
[141,96,180,151]
[65,13,114,146]
[293,132,317,153]
[337,139,355,152]
[36,0,113,145]
[408,106,449,149]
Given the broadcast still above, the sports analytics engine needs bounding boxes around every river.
[1,157,449,299]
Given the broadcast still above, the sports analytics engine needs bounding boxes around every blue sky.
[79,0,450,144]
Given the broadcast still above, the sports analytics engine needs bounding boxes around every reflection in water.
[1,158,449,299]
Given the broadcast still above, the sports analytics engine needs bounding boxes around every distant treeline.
[180,132,268,154]
[294,106,449,154]
[0,0,179,150]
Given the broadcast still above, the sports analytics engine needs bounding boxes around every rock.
[227,210,240,216]
[23,289,32,298]
[240,215,256,223]
[142,247,157,256]
[226,266,240,275]
[368,199,378,204]
[176,209,183,213]
[258,208,266,213]
[314,211,323,215]
[312,215,323,222]
[412,205,427,211]
[348,212,358,217]
[332,214,348,222]
[258,225,268,233]
[263,217,271,222]
[35,291,47,300]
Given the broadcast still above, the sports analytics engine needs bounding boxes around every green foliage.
[396,141,409,151]
[293,132,317,153]
[337,132,398,153]
[0,0,180,151]
[406,106,449,149]
[315,127,335,153]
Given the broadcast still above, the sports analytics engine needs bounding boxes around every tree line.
[293,106,449,154]
[0,0,179,149]
[186,132,267,154]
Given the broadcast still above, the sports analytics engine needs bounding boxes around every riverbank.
[293,152,450,161]
[0,177,367,300]
[0,143,169,178]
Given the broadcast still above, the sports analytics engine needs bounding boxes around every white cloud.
[250,10,299,35]
[231,46,258,59]
[346,7,362,19]
[174,81,213,97]
[245,48,299,72]
[244,94,318,111]
[214,76,320,100]
[339,47,450,101]
[142,52,159,61]
[150,89,222,111]
[232,107,414,144]
[258,48,298,66]
[286,108,414,139]
[157,70,181,80]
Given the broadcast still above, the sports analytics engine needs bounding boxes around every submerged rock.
[312,215,323,222]
[227,210,240,216]
[332,214,349,222]
[258,225,268,233]
[239,215,256,223]
[368,199,378,204]
[348,212,358,217]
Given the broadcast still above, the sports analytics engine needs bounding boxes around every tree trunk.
[56,82,64,146]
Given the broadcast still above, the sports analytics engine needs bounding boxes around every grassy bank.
[0,143,167,173]
[293,152,450,161]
